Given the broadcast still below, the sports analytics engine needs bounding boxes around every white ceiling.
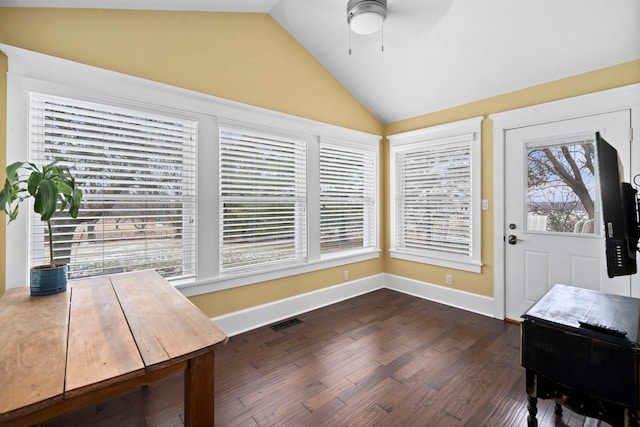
[1,0,639,123]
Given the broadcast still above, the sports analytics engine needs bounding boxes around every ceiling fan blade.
[384,0,455,48]
[271,0,346,53]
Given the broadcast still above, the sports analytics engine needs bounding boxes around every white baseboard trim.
[211,273,497,336]
[211,274,385,336]
[384,274,495,318]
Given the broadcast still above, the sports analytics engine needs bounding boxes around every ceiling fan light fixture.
[347,0,387,35]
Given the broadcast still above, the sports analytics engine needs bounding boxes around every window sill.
[389,249,482,273]
[175,249,381,297]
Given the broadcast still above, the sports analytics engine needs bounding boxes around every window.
[320,141,376,255]
[526,136,597,234]
[4,44,380,294]
[219,124,307,272]
[29,93,197,280]
[389,117,482,273]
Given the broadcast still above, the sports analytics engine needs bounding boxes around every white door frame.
[490,83,640,319]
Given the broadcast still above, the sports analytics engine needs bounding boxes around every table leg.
[527,395,538,427]
[526,370,538,427]
[555,403,563,416]
[184,351,216,427]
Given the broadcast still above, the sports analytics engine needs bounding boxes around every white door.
[504,110,632,321]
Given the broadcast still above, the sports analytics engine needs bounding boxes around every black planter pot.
[30,264,68,296]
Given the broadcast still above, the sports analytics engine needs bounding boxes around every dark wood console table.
[521,284,640,427]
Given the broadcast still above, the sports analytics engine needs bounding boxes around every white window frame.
[388,117,483,273]
[2,44,380,296]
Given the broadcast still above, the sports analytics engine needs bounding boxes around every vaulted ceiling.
[1,0,639,123]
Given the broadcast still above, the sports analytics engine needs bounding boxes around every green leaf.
[8,204,19,222]
[27,171,43,196]
[55,178,73,195]
[5,162,25,185]
[69,187,82,218]
[33,179,58,221]
[0,179,13,208]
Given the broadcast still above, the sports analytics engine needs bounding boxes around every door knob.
[507,235,521,245]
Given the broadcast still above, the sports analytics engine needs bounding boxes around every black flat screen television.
[595,131,639,277]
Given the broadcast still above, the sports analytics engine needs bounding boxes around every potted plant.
[0,160,83,296]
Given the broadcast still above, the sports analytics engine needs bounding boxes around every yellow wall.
[0,8,382,135]
[382,60,640,298]
[0,7,638,313]
[0,53,5,295]
[0,8,384,304]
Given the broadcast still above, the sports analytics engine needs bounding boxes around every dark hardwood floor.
[38,289,605,426]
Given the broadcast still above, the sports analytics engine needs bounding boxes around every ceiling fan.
[345,0,454,52]
[270,0,454,57]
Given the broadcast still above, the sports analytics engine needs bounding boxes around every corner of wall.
[0,51,6,296]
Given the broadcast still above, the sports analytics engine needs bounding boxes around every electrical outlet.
[446,274,453,285]
[343,270,349,281]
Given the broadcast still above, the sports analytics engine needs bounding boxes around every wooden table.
[0,270,227,426]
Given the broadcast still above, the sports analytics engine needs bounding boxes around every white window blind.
[396,137,473,256]
[29,93,197,280]
[320,143,376,255]
[219,125,307,271]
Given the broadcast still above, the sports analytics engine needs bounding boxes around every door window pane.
[527,137,597,234]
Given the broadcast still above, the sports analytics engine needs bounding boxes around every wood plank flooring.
[37,289,607,426]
